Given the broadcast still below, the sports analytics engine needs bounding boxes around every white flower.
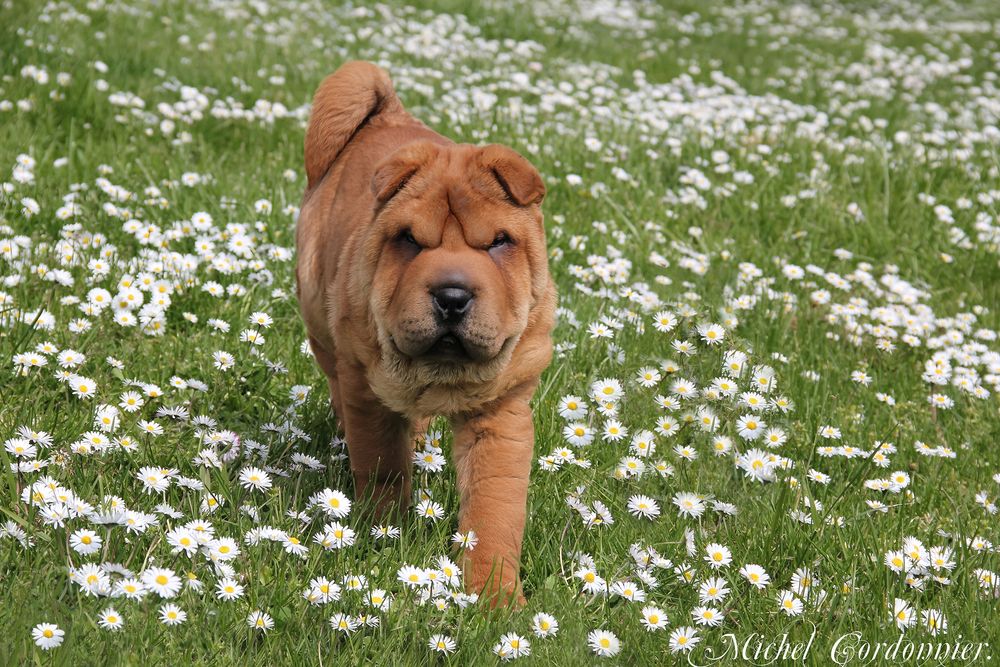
[238,466,272,491]
[587,629,620,657]
[32,623,64,650]
[247,610,274,632]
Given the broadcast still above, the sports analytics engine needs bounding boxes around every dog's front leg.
[337,361,413,517]
[452,383,535,607]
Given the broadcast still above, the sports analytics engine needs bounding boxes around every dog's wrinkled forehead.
[372,142,545,221]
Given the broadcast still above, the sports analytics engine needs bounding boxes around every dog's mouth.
[389,330,496,364]
[423,332,470,360]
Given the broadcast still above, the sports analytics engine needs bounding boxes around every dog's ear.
[476,144,545,207]
[372,141,439,205]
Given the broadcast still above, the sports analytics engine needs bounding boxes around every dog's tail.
[304,61,404,190]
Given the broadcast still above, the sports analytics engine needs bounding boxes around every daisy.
[636,367,661,387]
[902,537,929,568]
[670,378,697,398]
[159,603,187,626]
[281,534,308,557]
[673,492,706,518]
[668,626,700,653]
[209,537,240,561]
[892,598,916,630]
[929,546,955,571]
[531,612,559,637]
[652,310,677,332]
[587,322,613,339]
[429,634,456,654]
[736,414,766,440]
[672,339,696,356]
[398,565,427,587]
[692,606,724,627]
[711,436,733,456]
[216,577,245,601]
[238,466,272,491]
[437,557,461,586]
[249,311,273,328]
[627,495,661,519]
[321,522,356,549]
[451,531,478,550]
[587,629,621,657]
[69,529,102,555]
[329,612,359,633]
[674,444,697,461]
[740,564,770,589]
[696,407,718,432]
[143,567,182,598]
[698,323,725,345]
[777,591,803,616]
[366,588,391,611]
[247,611,274,633]
[763,428,787,448]
[648,417,677,442]
[655,394,680,410]
[602,419,627,442]
[591,378,623,402]
[167,528,199,557]
[32,623,64,650]
[704,543,733,568]
[575,567,606,595]
[415,499,444,521]
[240,329,265,345]
[818,425,842,439]
[314,488,352,518]
[138,467,170,494]
[558,395,587,420]
[138,420,163,436]
[928,393,954,409]
[737,448,775,482]
[68,374,97,399]
[751,366,777,392]
[699,576,730,603]
[116,578,146,600]
[921,609,947,636]
[640,606,668,631]
[851,370,872,386]
[212,351,235,370]
[808,469,831,484]
[723,350,747,376]
[496,633,530,659]
[304,577,341,605]
[98,608,124,631]
[610,580,646,602]
[564,422,594,447]
[371,524,400,540]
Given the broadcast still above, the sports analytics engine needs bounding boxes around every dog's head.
[360,141,549,388]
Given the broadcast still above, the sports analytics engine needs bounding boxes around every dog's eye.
[489,233,511,249]
[399,230,421,248]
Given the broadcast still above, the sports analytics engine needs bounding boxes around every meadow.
[2,0,1000,664]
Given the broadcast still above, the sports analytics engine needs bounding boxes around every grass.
[2,0,1000,664]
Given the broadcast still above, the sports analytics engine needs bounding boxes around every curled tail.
[304,61,403,189]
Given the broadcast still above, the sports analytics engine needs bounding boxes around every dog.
[295,61,555,606]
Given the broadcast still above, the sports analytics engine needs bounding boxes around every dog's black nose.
[432,286,473,322]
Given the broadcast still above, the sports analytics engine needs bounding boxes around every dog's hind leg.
[308,336,344,430]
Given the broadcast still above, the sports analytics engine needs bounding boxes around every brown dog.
[295,61,555,605]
